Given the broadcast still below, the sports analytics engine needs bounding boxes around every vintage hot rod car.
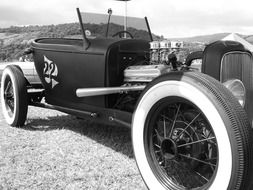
[1,8,253,190]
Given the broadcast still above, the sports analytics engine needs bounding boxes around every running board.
[76,85,146,97]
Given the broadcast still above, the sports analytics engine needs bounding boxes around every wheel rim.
[144,97,218,189]
[3,75,15,118]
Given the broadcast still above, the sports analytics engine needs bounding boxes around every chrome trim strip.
[76,85,146,97]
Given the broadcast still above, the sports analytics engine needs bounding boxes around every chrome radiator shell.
[220,51,253,125]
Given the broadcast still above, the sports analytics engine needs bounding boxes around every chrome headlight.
[223,79,246,107]
[190,59,202,72]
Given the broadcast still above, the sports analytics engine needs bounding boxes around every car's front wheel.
[132,71,253,190]
[1,65,28,126]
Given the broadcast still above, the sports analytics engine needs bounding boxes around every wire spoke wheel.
[3,78,15,117]
[132,72,253,190]
[1,65,28,126]
[146,99,217,189]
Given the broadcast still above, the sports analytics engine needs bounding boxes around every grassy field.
[0,103,147,190]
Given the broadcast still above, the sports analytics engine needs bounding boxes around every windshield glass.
[79,12,152,41]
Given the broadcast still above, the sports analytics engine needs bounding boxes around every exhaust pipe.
[76,85,146,97]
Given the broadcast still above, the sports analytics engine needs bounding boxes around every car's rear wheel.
[132,71,253,190]
[1,65,28,126]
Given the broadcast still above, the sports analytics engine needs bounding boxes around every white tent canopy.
[222,33,253,52]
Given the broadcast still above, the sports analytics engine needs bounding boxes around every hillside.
[0,23,158,61]
[170,33,253,44]
[1,22,253,62]
[169,33,229,43]
[0,23,80,61]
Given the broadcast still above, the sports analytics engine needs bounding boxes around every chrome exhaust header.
[76,85,146,97]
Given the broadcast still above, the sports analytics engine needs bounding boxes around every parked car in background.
[1,8,253,190]
[0,61,41,87]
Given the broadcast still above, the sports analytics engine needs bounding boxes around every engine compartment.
[124,64,170,82]
[114,40,185,112]
[123,40,183,83]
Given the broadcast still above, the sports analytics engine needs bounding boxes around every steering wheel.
[112,31,134,39]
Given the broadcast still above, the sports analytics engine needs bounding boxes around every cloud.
[129,0,253,37]
[154,9,253,37]
[1,0,253,37]
[0,5,70,27]
[0,0,118,27]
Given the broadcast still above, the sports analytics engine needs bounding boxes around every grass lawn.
[0,104,147,190]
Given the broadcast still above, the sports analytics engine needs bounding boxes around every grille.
[220,52,253,125]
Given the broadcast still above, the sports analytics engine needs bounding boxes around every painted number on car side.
[43,55,59,88]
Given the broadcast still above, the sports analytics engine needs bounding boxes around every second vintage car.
[0,61,41,87]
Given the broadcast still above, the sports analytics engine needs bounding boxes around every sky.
[1,0,253,38]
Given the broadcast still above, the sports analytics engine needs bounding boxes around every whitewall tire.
[132,71,253,190]
[1,65,28,126]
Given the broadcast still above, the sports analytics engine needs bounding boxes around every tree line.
[0,22,203,62]
[0,22,158,61]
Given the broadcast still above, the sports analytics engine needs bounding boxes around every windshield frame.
[77,8,153,42]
